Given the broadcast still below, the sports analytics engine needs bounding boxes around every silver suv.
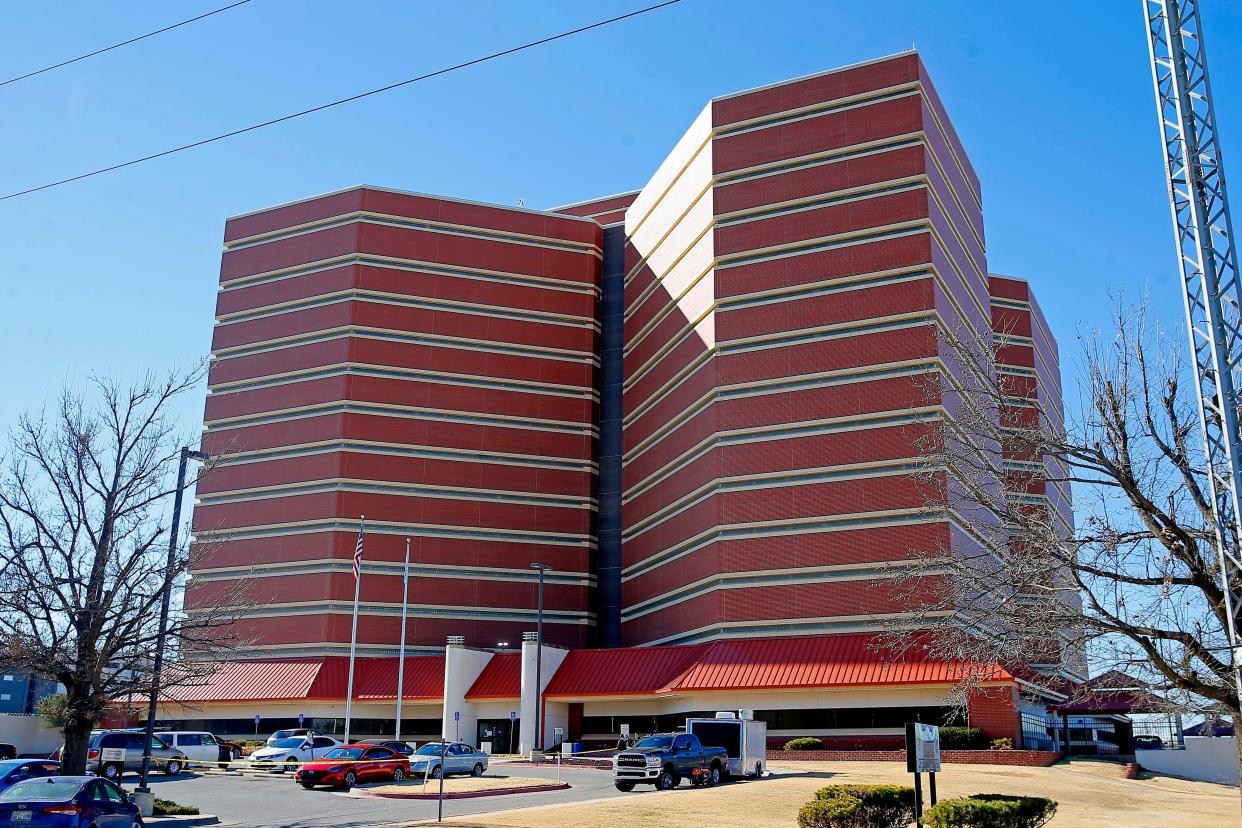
[82,730,188,780]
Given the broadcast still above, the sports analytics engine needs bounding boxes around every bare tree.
[881,295,1239,769]
[0,369,247,773]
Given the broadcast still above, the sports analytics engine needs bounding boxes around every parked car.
[249,735,340,772]
[408,742,488,779]
[0,760,60,793]
[55,731,187,781]
[156,732,232,768]
[1133,735,1165,750]
[0,776,141,827]
[265,728,321,747]
[295,744,409,790]
[612,732,729,791]
[0,745,15,761]
[374,740,415,757]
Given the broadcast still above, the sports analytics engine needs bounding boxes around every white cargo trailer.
[686,711,767,779]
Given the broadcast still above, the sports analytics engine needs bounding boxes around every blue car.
[0,776,141,827]
[0,761,60,794]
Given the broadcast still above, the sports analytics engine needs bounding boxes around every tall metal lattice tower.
[1143,0,1242,701]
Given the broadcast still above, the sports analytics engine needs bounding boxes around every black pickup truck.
[612,732,729,791]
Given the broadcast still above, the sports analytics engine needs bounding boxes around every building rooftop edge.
[711,48,919,103]
[550,189,643,212]
[226,184,603,225]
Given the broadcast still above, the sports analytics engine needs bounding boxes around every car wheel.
[392,767,405,783]
[165,759,183,776]
[102,762,122,781]
[656,769,676,790]
[342,770,357,790]
[709,765,721,786]
[430,764,443,779]
[282,758,298,774]
[300,782,315,789]
[471,763,484,777]
[614,781,635,792]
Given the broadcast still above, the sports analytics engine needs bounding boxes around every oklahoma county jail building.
[146,51,1079,752]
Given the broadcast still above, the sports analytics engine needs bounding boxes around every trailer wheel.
[753,761,763,778]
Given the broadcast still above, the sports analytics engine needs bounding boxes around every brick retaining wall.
[768,750,1063,767]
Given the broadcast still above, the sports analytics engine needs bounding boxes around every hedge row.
[796,787,1056,828]
[783,737,824,751]
[925,795,1057,828]
[798,784,915,827]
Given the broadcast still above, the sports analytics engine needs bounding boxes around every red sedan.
[294,744,409,789]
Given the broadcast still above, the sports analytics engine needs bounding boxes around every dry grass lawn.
[362,774,559,797]
[442,759,1239,827]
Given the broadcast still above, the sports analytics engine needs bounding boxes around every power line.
[0,0,682,202]
[1,1,254,88]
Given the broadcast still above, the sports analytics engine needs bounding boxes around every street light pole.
[530,562,549,754]
[138,447,207,793]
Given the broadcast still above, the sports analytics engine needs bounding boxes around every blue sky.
[2,0,1241,436]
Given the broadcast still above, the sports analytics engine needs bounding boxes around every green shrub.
[815,784,915,827]
[797,796,860,828]
[925,795,1057,828]
[939,726,988,750]
[783,737,824,751]
[153,798,200,816]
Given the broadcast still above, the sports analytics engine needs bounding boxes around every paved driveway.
[136,762,629,827]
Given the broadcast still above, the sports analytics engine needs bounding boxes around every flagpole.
[344,515,364,744]
[394,536,411,742]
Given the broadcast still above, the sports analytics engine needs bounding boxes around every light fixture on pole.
[530,562,550,753]
[138,447,207,794]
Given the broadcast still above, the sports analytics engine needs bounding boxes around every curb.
[360,782,571,800]
[144,816,221,826]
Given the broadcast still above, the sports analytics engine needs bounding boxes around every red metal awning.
[161,656,445,703]
[543,645,709,698]
[466,652,521,700]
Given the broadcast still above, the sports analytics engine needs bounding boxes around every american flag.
[352,517,365,581]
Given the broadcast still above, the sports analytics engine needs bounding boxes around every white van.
[158,732,227,768]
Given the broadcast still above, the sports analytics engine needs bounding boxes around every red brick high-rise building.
[176,52,1077,749]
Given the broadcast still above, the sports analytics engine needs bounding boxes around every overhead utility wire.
[0,0,682,202]
[0,1,253,88]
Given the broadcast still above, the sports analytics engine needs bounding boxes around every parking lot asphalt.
[130,762,634,828]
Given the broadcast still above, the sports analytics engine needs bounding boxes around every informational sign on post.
[100,748,126,763]
[510,710,516,721]
[298,712,305,726]
[553,726,564,739]
[253,714,261,735]
[619,723,630,737]
[905,722,941,825]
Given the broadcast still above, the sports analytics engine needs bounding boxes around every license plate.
[11,811,32,822]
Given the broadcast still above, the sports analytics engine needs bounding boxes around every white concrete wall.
[441,646,493,746]
[518,642,568,753]
[0,714,62,755]
[152,700,442,739]
[1137,737,1239,785]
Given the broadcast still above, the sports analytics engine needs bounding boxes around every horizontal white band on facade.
[621,558,949,621]
[621,508,939,582]
[623,459,932,542]
[193,517,594,548]
[212,324,597,366]
[715,311,935,356]
[190,558,592,586]
[715,178,927,228]
[202,399,596,437]
[202,600,592,625]
[640,611,955,647]
[219,252,598,297]
[213,439,596,473]
[216,287,599,331]
[624,407,943,503]
[224,211,602,258]
[717,265,933,312]
[197,477,595,510]
[207,362,599,401]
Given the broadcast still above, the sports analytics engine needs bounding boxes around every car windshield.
[0,778,82,802]
[271,738,307,748]
[271,730,294,739]
[414,744,448,756]
[635,736,675,749]
[323,748,365,759]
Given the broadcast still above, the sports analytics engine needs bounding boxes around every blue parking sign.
[454,710,461,722]
[510,710,516,721]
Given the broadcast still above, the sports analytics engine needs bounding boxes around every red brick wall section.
[767,750,1064,767]
[968,684,1023,746]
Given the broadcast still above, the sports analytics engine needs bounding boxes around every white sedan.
[249,735,341,772]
